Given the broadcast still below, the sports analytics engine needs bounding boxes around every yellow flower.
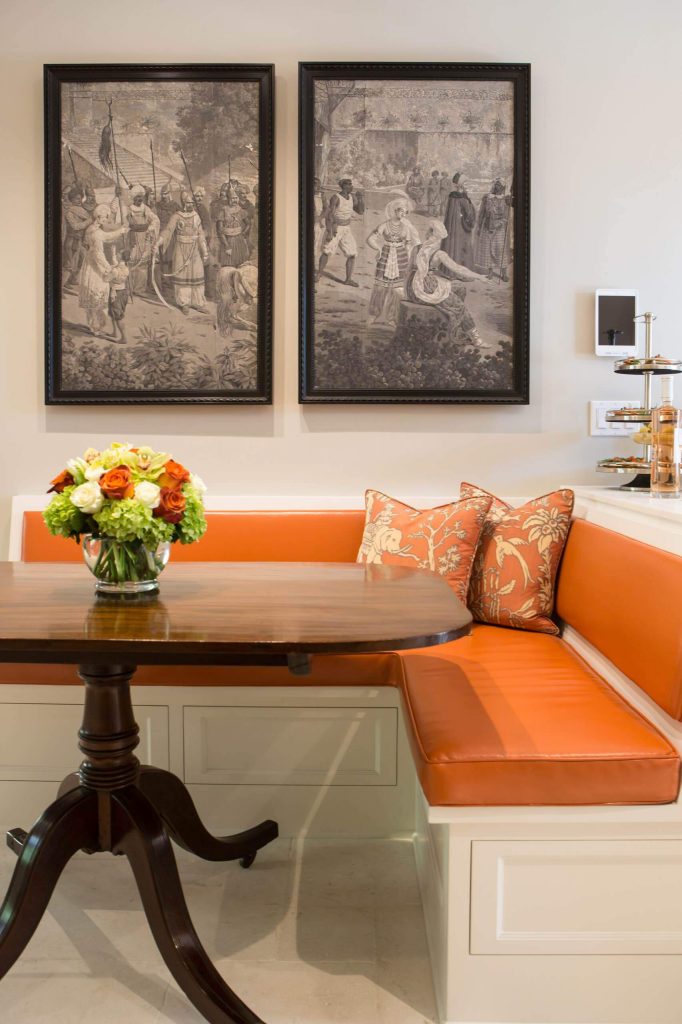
[98,442,135,469]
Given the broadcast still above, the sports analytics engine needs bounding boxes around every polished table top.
[0,561,472,663]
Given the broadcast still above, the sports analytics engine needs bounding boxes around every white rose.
[134,481,161,509]
[190,473,207,494]
[70,482,104,515]
[84,465,105,482]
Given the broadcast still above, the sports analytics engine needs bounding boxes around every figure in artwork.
[439,171,451,217]
[78,203,128,337]
[62,185,92,289]
[215,183,252,268]
[426,171,441,217]
[216,264,258,337]
[107,250,131,344]
[405,166,426,210]
[123,184,160,295]
[405,220,490,350]
[366,198,420,326]
[317,178,365,287]
[475,178,513,281]
[155,191,209,315]
[313,177,327,261]
[157,182,181,231]
[440,173,476,271]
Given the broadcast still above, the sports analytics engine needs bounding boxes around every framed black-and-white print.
[299,62,530,404]
[45,63,273,404]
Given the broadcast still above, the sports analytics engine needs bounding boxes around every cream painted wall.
[1,0,680,556]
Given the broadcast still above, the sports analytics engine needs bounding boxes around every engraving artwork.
[301,69,529,403]
[50,73,270,401]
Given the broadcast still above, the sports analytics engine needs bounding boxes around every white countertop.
[571,486,682,523]
[567,486,682,554]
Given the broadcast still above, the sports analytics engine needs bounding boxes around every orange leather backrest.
[556,519,682,719]
[21,510,366,564]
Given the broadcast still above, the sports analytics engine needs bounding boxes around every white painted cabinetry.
[0,682,414,839]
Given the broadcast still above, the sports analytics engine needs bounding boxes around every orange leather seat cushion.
[21,510,366,563]
[0,652,400,688]
[399,625,680,806]
[556,519,682,720]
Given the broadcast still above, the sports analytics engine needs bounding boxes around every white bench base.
[412,628,682,1024]
[415,791,682,1024]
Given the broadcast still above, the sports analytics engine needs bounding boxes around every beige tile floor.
[0,834,438,1023]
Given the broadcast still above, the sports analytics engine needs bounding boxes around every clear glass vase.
[82,535,171,595]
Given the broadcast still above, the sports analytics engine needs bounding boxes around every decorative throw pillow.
[460,482,575,634]
[356,490,492,604]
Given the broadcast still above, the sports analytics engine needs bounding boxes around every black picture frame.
[45,63,274,405]
[299,62,530,404]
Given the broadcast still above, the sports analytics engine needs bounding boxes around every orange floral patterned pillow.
[460,483,574,634]
[357,490,492,603]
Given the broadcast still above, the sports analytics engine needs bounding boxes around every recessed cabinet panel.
[471,839,682,955]
[183,705,397,786]
[0,704,169,780]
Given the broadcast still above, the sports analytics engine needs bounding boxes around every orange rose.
[100,465,135,501]
[153,486,186,524]
[158,459,190,490]
[47,469,74,494]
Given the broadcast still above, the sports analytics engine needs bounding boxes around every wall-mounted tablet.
[595,289,639,357]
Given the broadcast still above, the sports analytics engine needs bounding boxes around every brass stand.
[597,312,682,491]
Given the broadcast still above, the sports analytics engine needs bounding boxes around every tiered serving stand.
[597,312,682,492]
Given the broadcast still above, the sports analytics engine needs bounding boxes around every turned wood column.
[77,664,140,792]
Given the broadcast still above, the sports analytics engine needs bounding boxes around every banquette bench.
[4,503,682,1024]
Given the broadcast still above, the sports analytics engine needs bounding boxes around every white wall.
[1,0,680,556]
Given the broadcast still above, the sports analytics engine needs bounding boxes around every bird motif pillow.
[356,489,492,604]
[460,483,575,634]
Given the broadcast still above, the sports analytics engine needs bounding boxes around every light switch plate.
[589,400,642,437]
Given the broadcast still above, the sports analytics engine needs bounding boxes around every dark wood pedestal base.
[0,664,278,1024]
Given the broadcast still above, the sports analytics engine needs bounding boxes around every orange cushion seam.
[418,752,680,766]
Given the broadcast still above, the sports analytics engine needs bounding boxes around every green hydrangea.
[143,516,175,547]
[43,489,86,539]
[176,486,207,545]
[93,499,154,543]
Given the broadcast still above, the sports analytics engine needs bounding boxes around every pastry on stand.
[597,314,682,492]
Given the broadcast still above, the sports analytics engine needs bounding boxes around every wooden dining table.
[0,560,471,1024]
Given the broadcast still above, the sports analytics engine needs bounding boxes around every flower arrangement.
[43,442,207,590]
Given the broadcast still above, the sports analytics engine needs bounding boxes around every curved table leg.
[57,772,81,798]
[0,787,98,978]
[7,775,85,859]
[112,785,265,1024]
[138,766,278,865]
